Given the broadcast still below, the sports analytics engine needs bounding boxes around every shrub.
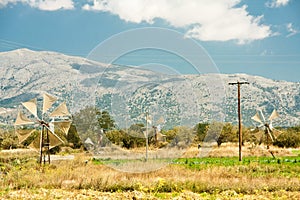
[0,129,18,149]
[274,130,300,148]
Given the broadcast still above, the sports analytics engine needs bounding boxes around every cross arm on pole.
[228,81,249,85]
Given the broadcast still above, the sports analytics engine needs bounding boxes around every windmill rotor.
[251,109,281,157]
[14,93,72,164]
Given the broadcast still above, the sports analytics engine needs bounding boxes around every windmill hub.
[38,120,49,127]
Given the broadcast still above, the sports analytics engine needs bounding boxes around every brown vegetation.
[1,144,300,199]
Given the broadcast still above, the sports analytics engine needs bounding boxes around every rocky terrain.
[0,49,299,128]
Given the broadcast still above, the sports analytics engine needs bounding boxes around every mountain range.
[0,49,299,128]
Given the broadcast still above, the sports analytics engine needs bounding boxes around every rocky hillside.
[0,49,299,128]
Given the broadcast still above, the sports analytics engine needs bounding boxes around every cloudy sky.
[0,0,299,82]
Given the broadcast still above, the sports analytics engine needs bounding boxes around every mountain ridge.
[0,49,299,127]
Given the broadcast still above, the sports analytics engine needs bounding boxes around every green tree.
[274,128,300,148]
[195,123,209,142]
[105,128,146,149]
[98,110,115,130]
[164,126,194,147]
[206,122,236,147]
[66,124,82,148]
[0,127,18,149]
[72,106,104,148]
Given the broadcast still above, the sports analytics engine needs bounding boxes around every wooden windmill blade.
[14,111,36,144]
[43,93,57,114]
[251,112,263,124]
[266,127,275,142]
[268,110,281,140]
[47,129,65,149]
[49,102,70,117]
[50,121,72,135]
[145,114,152,125]
[252,130,264,144]
[48,101,72,136]
[28,135,41,149]
[21,98,38,118]
[14,111,35,126]
[269,109,279,121]
[259,110,266,123]
[15,128,35,144]
[269,124,282,140]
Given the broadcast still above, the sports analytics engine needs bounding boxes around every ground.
[0,143,299,199]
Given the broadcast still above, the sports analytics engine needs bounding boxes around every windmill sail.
[269,109,279,121]
[251,112,263,124]
[43,93,57,114]
[266,128,275,142]
[48,130,65,149]
[29,136,40,149]
[29,129,64,150]
[84,137,94,145]
[14,111,34,126]
[50,121,72,135]
[49,102,70,117]
[16,129,35,143]
[271,128,282,139]
[146,115,152,125]
[22,98,37,117]
[156,116,165,124]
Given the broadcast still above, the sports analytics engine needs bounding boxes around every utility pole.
[145,112,149,162]
[229,81,249,161]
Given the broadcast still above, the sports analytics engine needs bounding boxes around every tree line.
[0,106,299,150]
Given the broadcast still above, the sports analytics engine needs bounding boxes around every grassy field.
[0,145,300,199]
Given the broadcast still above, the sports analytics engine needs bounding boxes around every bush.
[0,129,18,149]
[274,130,300,148]
[205,122,237,147]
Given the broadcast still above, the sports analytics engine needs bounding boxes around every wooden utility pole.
[229,81,249,161]
[145,112,149,162]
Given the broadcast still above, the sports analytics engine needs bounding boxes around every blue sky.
[0,0,300,82]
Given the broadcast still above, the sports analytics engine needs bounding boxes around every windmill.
[152,116,166,145]
[251,109,281,157]
[14,93,72,164]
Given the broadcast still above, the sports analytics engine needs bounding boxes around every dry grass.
[0,144,300,199]
[183,142,296,158]
[1,189,300,200]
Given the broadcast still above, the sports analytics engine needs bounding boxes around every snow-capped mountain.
[0,49,299,127]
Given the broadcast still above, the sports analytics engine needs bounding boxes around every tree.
[72,106,115,148]
[274,128,300,148]
[195,123,209,142]
[206,122,236,147]
[164,126,194,147]
[66,124,82,148]
[0,127,18,149]
[98,110,115,130]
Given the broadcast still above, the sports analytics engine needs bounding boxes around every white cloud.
[266,0,290,8]
[286,23,299,37]
[0,0,74,11]
[83,0,272,44]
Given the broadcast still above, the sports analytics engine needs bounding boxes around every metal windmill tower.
[251,109,281,157]
[14,93,72,164]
